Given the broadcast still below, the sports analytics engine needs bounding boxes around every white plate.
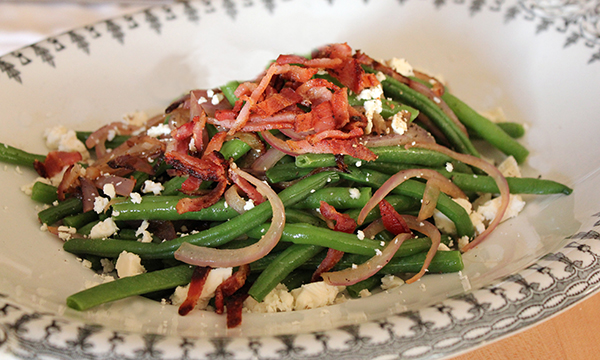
[0,1,599,359]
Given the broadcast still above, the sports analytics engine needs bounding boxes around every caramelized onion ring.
[174,165,285,267]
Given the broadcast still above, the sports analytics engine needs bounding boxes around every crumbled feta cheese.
[375,71,386,82]
[458,236,470,250]
[57,226,77,241]
[390,112,408,135]
[146,123,171,138]
[244,284,295,313]
[477,194,526,223]
[170,267,233,309]
[356,230,365,240]
[291,281,343,310]
[197,96,208,104]
[89,217,119,239]
[130,192,142,204]
[44,125,90,160]
[358,289,372,298]
[135,220,153,243]
[381,274,404,290]
[387,58,414,77]
[438,243,451,251]
[122,111,148,127]
[497,155,521,178]
[103,183,116,199]
[211,93,224,105]
[141,180,164,195]
[100,258,115,273]
[78,258,92,269]
[93,196,110,214]
[445,162,454,172]
[349,188,361,199]
[206,89,214,98]
[355,160,362,167]
[243,199,255,211]
[115,251,146,278]
[375,249,383,256]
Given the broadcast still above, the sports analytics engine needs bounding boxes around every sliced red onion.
[250,147,286,172]
[402,215,441,284]
[361,218,386,240]
[174,165,285,267]
[260,130,299,156]
[417,179,441,221]
[357,168,466,225]
[412,142,509,252]
[358,124,435,147]
[321,233,412,286]
[223,185,247,214]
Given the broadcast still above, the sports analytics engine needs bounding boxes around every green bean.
[448,173,573,195]
[281,270,313,291]
[220,80,241,106]
[292,187,371,210]
[284,209,326,227]
[365,68,479,157]
[62,211,99,229]
[468,122,525,140]
[441,93,529,163]
[348,95,420,120]
[247,223,444,259]
[346,276,383,298]
[380,250,464,274]
[344,194,419,223]
[0,142,46,167]
[111,196,239,222]
[340,167,474,238]
[248,244,324,302]
[30,182,58,204]
[38,197,83,225]
[360,160,472,176]
[220,138,251,161]
[66,264,194,311]
[161,176,187,196]
[265,162,312,183]
[295,147,454,169]
[63,171,340,259]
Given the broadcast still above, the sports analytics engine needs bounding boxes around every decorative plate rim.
[1,1,599,359]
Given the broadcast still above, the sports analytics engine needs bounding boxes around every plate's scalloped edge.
[0,0,599,85]
[1,214,599,360]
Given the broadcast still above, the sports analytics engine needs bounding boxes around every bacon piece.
[255,87,303,117]
[180,176,202,194]
[214,264,250,314]
[213,111,298,132]
[312,43,379,94]
[35,151,82,179]
[229,167,265,205]
[306,127,363,145]
[379,199,411,235]
[276,54,343,68]
[311,201,357,281]
[286,137,377,161]
[204,131,228,155]
[224,283,251,328]
[178,266,211,316]
[165,151,228,183]
[295,78,339,107]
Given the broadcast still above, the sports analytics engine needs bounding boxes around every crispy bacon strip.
[276,54,343,68]
[224,283,251,328]
[286,137,377,161]
[254,87,303,117]
[34,151,82,179]
[229,168,265,205]
[311,201,357,282]
[379,199,411,235]
[178,266,211,316]
[214,264,250,314]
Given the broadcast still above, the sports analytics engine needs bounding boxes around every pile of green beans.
[0,55,575,315]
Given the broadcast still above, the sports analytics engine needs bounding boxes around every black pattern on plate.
[0,215,599,360]
[1,0,599,84]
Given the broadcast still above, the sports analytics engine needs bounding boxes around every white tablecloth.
[0,3,150,56]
